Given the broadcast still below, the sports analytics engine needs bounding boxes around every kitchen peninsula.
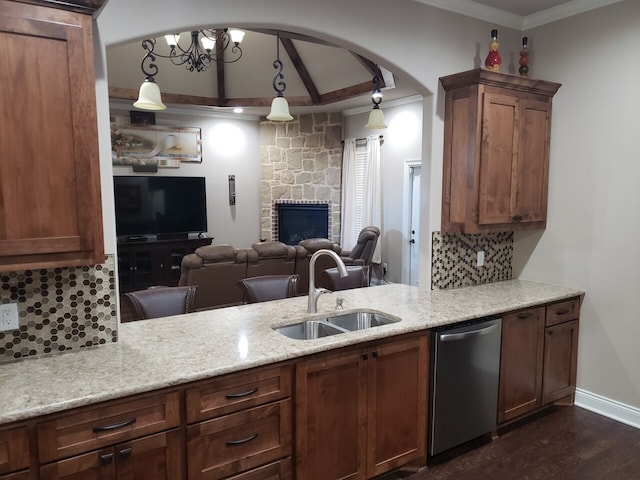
[0,279,583,479]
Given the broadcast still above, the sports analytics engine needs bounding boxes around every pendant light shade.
[267,96,293,121]
[364,105,387,129]
[266,31,293,122]
[133,77,167,111]
[364,70,387,129]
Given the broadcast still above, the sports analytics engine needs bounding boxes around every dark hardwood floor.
[401,406,640,480]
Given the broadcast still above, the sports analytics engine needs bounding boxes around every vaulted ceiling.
[106,0,618,115]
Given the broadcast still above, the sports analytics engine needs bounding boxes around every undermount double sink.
[274,310,399,340]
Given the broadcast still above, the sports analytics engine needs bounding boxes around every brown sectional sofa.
[179,227,380,311]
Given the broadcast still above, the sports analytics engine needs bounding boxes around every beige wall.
[514,0,640,408]
[95,0,639,410]
[110,107,262,248]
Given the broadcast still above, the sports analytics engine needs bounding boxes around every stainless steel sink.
[274,320,347,340]
[322,311,399,331]
[274,310,399,340]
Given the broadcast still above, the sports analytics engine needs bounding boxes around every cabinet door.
[367,335,427,477]
[514,100,551,223]
[478,93,518,226]
[40,448,115,480]
[0,2,104,271]
[498,307,545,423]
[0,426,30,475]
[116,429,183,480]
[295,348,367,480]
[542,320,579,405]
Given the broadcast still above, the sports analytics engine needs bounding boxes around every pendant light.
[364,72,387,129]
[133,39,167,111]
[266,31,293,121]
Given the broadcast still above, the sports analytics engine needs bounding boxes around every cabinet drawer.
[224,457,291,480]
[187,399,291,479]
[0,426,30,475]
[546,298,580,326]
[186,364,292,423]
[0,472,31,480]
[37,391,180,463]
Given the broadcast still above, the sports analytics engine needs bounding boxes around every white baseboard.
[574,388,640,429]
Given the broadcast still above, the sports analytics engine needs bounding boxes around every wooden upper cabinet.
[440,69,560,233]
[0,0,105,272]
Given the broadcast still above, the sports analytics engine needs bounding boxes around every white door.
[409,166,421,286]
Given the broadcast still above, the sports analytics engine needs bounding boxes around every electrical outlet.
[476,250,485,267]
[0,303,19,331]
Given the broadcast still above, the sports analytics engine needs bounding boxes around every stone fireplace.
[260,113,343,244]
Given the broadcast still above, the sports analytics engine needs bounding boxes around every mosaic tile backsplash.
[431,232,513,289]
[0,255,117,363]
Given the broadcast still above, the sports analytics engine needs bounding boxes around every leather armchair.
[322,265,370,291]
[124,286,198,321]
[294,238,342,293]
[179,245,248,310]
[340,226,380,267]
[237,274,300,304]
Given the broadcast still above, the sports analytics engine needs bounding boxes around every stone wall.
[260,113,343,243]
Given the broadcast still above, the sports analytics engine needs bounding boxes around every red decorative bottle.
[519,37,530,77]
[484,29,501,71]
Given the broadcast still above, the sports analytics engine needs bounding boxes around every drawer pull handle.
[225,387,258,399]
[226,433,258,446]
[119,448,132,458]
[100,453,113,465]
[517,312,532,319]
[93,418,137,433]
[555,308,570,315]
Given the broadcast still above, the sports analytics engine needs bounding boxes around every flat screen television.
[113,176,207,240]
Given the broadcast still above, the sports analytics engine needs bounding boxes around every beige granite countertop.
[0,279,583,425]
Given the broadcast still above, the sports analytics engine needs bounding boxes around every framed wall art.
[111,124,202,168]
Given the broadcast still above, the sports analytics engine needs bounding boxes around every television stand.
[157,232,189,241]
[116,237,211,294]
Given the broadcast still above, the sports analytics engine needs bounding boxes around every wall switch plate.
[0,303,19,331]
[476,250,485,267]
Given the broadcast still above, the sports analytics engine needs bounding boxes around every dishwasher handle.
[439,321,500,342]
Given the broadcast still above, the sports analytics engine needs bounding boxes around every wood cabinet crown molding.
[6,0,108,16]
[439,68,561,97]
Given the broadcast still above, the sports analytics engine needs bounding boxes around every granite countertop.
[0,279,583,425]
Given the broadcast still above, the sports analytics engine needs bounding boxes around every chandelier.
[143,28,245,73]
[133,28,245,111]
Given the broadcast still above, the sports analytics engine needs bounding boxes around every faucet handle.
[336,297,345,310]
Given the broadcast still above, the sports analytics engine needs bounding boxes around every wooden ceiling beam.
[248,28,340,48]
[215,36,227,106]
[352,53,386,88]
[280,38,321,105]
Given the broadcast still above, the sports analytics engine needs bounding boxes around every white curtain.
[363,135,382,263]
[340,138,358,249]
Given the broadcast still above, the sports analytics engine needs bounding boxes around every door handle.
[439,321,500,342]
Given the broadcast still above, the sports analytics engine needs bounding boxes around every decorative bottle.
[519,37,530,77]
[484,29,501,71]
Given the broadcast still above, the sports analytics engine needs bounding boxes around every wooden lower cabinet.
[498,307,545,423]
[499,297,581,424]
[542,319,579,404]
[295,333,428,480]
[39,429,183,480]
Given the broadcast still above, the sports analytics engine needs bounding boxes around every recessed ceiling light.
[233,107,244,113]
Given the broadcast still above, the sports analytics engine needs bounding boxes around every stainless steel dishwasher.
[429,317,502,456]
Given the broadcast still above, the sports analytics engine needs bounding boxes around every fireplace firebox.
[276,203,329,245]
